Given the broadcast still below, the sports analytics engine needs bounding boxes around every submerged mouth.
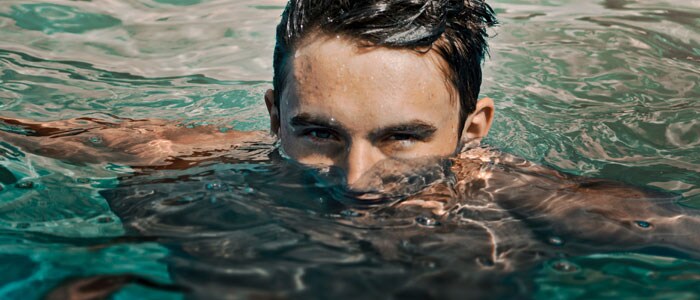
[302,156,453,206]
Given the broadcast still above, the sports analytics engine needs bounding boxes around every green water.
[0,0,698,299]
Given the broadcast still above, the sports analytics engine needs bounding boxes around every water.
[0,0,699,299]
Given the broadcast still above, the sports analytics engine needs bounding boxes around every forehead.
[281,35,457,127]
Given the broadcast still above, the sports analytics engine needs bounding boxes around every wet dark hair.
[273,0,497,125]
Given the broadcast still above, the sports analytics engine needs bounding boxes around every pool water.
[0,0,699,299]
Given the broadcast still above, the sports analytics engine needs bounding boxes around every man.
[266,0,497,188]
[2,0,699,298]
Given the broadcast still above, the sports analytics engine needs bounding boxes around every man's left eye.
[388,133,417,141]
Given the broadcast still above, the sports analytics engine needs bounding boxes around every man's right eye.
[306,129,336,141]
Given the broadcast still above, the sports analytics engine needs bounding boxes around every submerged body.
[0,115,694,253]
[1,115,698,299]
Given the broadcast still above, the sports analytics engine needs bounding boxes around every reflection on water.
[0,0,699,299]
[484,0,699,195]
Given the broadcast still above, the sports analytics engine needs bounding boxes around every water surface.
[0,0,699,299]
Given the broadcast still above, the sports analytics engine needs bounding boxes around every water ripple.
[0,0,699,298]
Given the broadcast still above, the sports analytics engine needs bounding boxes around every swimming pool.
[0,0,699,299]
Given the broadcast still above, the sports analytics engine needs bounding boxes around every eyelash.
[387,133,421,141]
[301,128,339,142]
[298,129,427,146]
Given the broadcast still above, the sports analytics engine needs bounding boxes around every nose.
[343,140,384,187]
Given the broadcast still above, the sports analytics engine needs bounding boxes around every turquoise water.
[0,0,699,299]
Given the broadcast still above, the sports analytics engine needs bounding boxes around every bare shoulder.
[453,146,680,212]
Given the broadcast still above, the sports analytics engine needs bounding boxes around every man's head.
[265,0,497,186]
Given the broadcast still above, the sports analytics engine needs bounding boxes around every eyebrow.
[290,114,438,139]
[290,113,346,132]
[369,120,438,140]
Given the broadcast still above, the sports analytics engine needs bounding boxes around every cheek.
[403,136,458,158]
[433,128,460,152]
[420,120,461,156]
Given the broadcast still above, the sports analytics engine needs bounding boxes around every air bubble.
[635,220,652,229]
[646,271,659,279]
[15,223,30,229]
[548,236,564,246]
[340,209,364,218]
[16,181,34,189]
[162,197,198,206]
[97,216,113,224]
[242,187,255,194]
[551,260,579,273]
[205,182,225,190]
[416,216,439,227]
[477,257,495,267]
[417,258,439,269]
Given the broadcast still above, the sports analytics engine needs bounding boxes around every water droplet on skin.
[16,181,34,189]
[415,216,440,227]
[635,220,652,229]
[548,236,564,246]
[551,260,579,273]
[88,136,103,144]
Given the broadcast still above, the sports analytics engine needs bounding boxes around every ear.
[264,89,280,135]
[462,97,495,141]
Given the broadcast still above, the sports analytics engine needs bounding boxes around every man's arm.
[478,151,699,255]
[0,116,273,169]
